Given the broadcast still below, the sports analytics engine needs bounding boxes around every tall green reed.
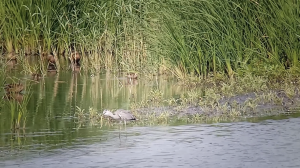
[0,0,299,78]
[153,0,300,77]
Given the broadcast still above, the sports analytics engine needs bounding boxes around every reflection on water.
[0,71,184,161]
[1,117,300,168]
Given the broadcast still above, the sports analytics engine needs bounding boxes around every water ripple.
[1,118,300,168]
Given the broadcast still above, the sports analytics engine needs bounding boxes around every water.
[1,72,300,167]
[1,116,300,168]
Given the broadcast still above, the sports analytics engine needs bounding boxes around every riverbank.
[132,89,298,123]
[75,71,300,126]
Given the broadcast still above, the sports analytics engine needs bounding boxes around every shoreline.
[131,89,300,123]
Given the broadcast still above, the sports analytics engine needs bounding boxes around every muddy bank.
[134,90,300,120]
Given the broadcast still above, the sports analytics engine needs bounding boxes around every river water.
[1,115,300,168]
[1,72,300,167]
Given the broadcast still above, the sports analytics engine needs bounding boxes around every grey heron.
[103,109,136,125]
[103,109,136,139]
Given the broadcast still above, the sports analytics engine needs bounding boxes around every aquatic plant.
[0,0,299,78]
[75,106,86,121]
[4,80,32,130]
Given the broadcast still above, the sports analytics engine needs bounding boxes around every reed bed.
[0,0,299,78]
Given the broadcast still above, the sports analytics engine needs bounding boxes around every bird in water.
[103,109,136,139]
[103,109,136,125]
[4,82,24,93]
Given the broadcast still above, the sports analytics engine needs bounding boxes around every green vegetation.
[0,0,300,134]
[0,0,299,77]
[70,72,300,127]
